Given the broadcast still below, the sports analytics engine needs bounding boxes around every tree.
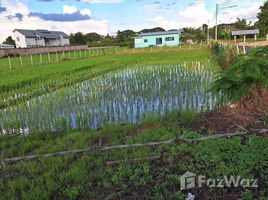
[257,1,268,36]
[69,32,86,45]
[139,27,165,33]
[3,36,15,46]
[219,29,231,40]
[234,18,249,30]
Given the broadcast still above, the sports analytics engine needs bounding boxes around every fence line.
[0,45,207,71]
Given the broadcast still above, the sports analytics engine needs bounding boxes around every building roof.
[232,29,260,36]
[138,30,181,37]
[13,29,69,39]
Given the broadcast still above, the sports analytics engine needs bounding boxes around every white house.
[13,29,70,48]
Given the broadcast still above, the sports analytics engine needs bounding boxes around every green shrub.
[211,46,268,102]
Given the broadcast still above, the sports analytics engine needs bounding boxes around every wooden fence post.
[74,50,77,59]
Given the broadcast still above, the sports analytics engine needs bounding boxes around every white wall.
[36,38,45,47]
[25,38,37,48]
[61,38,70,46]
[13,31,27,48]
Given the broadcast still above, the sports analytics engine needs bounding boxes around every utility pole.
[215,4,218,41]
[215,3,238,41]
[207,20,210,43]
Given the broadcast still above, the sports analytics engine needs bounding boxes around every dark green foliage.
[3,36,15,46]
[219,29,231,40]
[234,18,251,30]
[181,27,206,43]
[211,42,236,69]
[211,46,268,102]
[257,1,268,36]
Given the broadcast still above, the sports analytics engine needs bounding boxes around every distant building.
[232,29,260,42]
[0,44,15,49]
[134,30,180,48]
[13,29,70,48]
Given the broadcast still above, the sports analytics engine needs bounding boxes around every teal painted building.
[134,31,180,48]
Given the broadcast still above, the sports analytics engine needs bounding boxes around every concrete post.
[243,35,246,43]
[48,52,51,63]
[236,45,240,54]
[254,34,257,42]
[19,55,23,67]
[30,54,33,65]
[8,56,12,70]
[234,36,237,43]
[39,53,42,64]
[56,52,59,62]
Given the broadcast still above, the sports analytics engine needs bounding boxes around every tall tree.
[3,36,15,46]
[234,18,248,30]
[69,32,86,45]
[257,1,268,36]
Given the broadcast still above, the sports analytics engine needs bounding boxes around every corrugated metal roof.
[232,29,259,36]
[14,29,36,38]
[138,30,181,37]
[13,29,69,39]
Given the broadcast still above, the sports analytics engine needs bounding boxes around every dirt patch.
[199,90,268,133]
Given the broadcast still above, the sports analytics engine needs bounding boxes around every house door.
[156,38,162,45]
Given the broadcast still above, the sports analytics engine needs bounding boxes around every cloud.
[29,12,91,22]
[63,5,78,14]
[147,0,213,29]
[80,8,92,17]
[147,16,180,30]
[0,0,109,42]
[143,4,170,13]
[178,0,212,27]
[218,1,261,23]
[7,12,23,21]
[0,6,6,13]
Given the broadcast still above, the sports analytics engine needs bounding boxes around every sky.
[0,0,266,41]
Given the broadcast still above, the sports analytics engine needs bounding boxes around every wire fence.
[0,44,207,72]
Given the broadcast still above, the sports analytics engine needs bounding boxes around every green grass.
[0,112,267,199]
[0,48,210,108]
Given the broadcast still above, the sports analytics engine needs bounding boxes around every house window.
[16,37,20,42]
[156,38,162,45]
[165,37,175,41]
[144,39,148,43]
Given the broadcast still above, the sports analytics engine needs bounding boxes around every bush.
[211,46,268,102]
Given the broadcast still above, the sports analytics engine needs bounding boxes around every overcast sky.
[0,0,265,41]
